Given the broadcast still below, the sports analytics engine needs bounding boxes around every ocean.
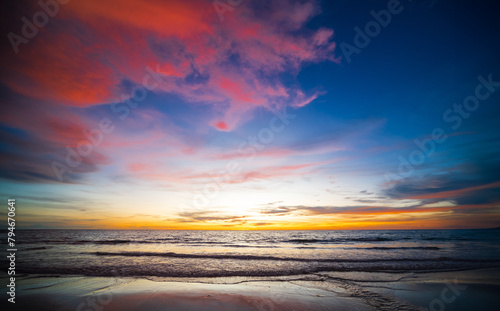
[3,229,500,278]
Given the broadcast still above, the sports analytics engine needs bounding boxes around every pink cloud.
[0,0,340,183]
[3,0,337,131]
[214,121,229,131]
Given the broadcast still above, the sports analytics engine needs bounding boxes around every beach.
[3,268,500,311]
[2,229,500,310]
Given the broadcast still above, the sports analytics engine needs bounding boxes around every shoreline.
[3,268,500,310]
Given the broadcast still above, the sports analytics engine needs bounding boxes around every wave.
[74,240,134,245]
[87,251,494,263]
[291,246,440,251]
[26,239,153,245]
[24,247,48,251]
[26,239,300,248]
[19,236,476,246]
[422,237,472,241]
[286,237,394,243]
[149,238,177,241]
[20,239,141,245]
[354,246,440,250]
[21,243,438,250]
[189,244,276,248]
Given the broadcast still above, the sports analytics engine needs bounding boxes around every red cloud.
[214,121,228,131]
[3,0,337,130]
[0,0,339,183]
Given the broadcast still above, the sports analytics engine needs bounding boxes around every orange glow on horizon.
[18,204,500,230]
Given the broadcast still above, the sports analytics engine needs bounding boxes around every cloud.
[253,222,274,226]
[0,123,107,183]
[2,0,337,129]
[384,154,500,205]
[261,206,294,215]
[0,0,339,184]
[177,211,246,223]
[231,117,385,160]
[259,203,500,221]
[214,121,229,131]
[258,205,366,216]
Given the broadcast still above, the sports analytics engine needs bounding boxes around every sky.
[1,0,500,230]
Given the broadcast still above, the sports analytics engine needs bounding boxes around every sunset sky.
[1,0,500,229]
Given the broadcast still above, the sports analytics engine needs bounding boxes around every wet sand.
[3,268,500,311]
